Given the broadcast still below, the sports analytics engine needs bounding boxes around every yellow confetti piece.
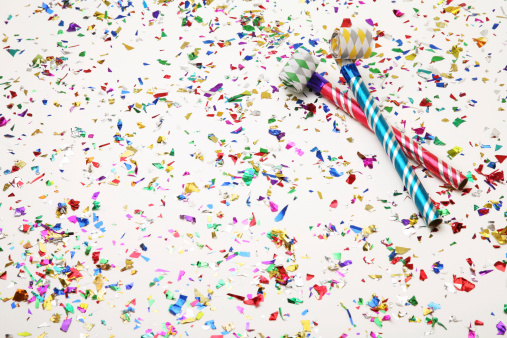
[122,43,134,50]
[184,182,200,193]
[395,247,411,255]
[405,53,417,61]
[301,319,311,332]
[422,308,433,316]
[444,6,461,15]
[261,91,272,99]
[286,264,299,272]
[17,333,32,337]
[473,37,488,48]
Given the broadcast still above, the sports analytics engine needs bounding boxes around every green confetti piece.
[216,279,225,289]
[452,117,466,127]
[431,56,445,62]
[287,297,303,304]
[408,296,418,306]
[438,209,450,216]
[197,261,209,268]
[7,49,20,57]
[434,137,446,146]
[242,168,255,186]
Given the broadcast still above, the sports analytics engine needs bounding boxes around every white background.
[0,0,506,337]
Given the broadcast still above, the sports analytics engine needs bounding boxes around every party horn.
[279,50,467,190]
[309,72,467,190]
[331,27,441,227]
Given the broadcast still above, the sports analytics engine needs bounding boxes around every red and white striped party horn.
[308,72,467,190]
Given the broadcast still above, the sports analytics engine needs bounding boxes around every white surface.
[0,0,506,337]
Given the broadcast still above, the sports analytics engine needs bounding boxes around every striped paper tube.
[307,72,468,190]
[341,63,442,227]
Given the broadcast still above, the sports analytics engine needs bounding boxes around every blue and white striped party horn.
[340,63,441,227]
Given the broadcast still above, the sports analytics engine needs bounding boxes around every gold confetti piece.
[473,37,488,48]
[479,228,490,238]
[301,320,311,332]
[50,313,60,323]
[395,247,411,255]
[84,323,95,331]
[122,43,134,50]
[261,91,272,99]
[222,323,234,332]
[369,275,382,280]
[449,45,462,58]
[362,225,377,237]
[447,146,462,158]
[286,264,299,272]
[492,228,507,245]
[93,274,103,291]
[405,53,417,61]
[444,6,461,15]
[184,182,200,193]
[120,146,138,158]
[422,308,433,316]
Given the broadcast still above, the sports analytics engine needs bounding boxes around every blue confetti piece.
[169,295,188,315]
[329,168,343,177]
[350,225,362,233]
[275,205,288,222]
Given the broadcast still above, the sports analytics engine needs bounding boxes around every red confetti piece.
[453,275,475,292]
[341,18,352,27]
[494,261,506,272]
[420,269,428,281]
[269,311,278,321]
[313,284,327,300]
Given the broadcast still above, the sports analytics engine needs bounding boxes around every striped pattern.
[345,73,441,226]
[279,50,319,93]
[321,82,467,190]
[393,129,467,189]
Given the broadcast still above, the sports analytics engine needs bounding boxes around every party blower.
[331,26,442,227]
[278,50,467,192]
[279,51,446,227]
